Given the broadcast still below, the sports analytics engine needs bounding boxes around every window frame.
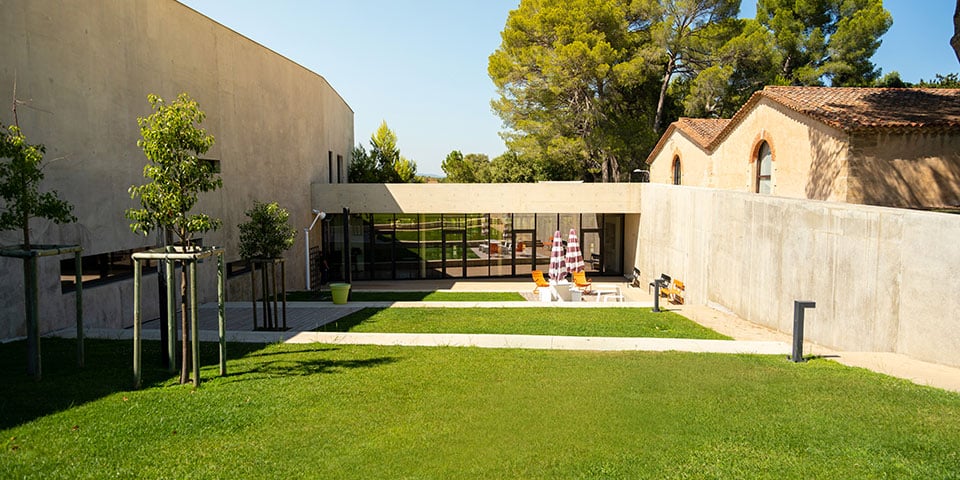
[671,156,682,185]
[755,140,772,194]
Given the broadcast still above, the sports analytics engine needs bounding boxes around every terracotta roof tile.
[674,118,731,147]
[648,86,960,164]
[760,86,960,133]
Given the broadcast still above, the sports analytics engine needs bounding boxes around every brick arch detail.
[749,131,776,163]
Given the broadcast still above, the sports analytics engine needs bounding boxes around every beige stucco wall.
[311,183,643,214]
[0,0,353,338]
[637,183,960,367]
[648,132,713,187]
[848,132,960,208]
[650,100,852,201]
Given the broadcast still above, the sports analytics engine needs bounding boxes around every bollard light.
[791,300,816,362]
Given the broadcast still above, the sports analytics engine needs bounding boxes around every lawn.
[286,290,525,302]
[317,307,730,339]
[2,339,959,479]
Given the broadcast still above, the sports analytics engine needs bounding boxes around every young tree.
[238,201,296,260]
[126,92,221,384]
[0,124,76,249]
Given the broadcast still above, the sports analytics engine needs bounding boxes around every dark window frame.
[672,156,682,185]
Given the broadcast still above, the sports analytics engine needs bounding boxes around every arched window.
[672,156,682,185]
[756,141,772,194]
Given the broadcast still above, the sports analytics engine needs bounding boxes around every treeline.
[451,0,895,183]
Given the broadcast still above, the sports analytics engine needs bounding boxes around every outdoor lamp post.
[304,209,326,291]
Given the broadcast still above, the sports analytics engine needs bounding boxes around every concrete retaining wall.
[635,183,960,367]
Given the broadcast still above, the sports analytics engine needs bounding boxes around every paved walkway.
[53,277,960,393]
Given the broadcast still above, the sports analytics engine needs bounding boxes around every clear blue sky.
[179,0,958,177]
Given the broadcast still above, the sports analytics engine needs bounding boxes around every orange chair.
[531,270,550,294]
[572,271,593,293]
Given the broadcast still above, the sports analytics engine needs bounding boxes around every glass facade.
[323,212,624,282]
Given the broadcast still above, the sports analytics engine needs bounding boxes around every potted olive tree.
[238,201,295,330]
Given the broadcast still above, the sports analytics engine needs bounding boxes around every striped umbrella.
[548,230,567,282]
[566,228,584,274]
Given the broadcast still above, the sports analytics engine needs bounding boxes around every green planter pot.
[330,283,351,304]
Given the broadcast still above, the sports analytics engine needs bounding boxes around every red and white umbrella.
[548,230,567,282]
[566,228,584,274]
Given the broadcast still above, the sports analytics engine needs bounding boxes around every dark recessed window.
[61,246,157,292]
[201,158,221,173]
[672,156,682,185]
[328,151,334,184]
[227,259,251,278]
[337,154,343,183]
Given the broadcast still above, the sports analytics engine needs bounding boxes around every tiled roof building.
[647,86,960,209]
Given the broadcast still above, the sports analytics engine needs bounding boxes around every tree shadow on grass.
[0,339,395,430]
[218,355,399,384]
[314,307,386,332]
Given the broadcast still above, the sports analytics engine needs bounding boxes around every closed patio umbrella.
[548,230,566,282]
[566,228,584,274]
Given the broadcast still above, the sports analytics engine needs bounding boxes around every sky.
[179,0,959,177]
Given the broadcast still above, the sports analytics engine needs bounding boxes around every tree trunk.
[179,261,190,384]
[952,0,960,64]
[653,57,676,134]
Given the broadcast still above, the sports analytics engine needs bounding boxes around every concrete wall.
[636,183,960,367]
[0,0,353,338]
[312,183,643,214]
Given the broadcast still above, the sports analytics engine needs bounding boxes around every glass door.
[512,230,535,277]
[442,230,466,278]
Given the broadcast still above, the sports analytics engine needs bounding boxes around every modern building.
[311,183,638,283]
[0,0,354,338]
[2,2,959,372]
[647,86,960,210]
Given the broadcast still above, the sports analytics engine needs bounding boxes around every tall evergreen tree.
[489,0,660,182]
[348,121,419,183]
[756,0,892,86]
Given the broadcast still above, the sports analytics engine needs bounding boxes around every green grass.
[2,339,959,479]
[317,307,730,339]
[286,290,525,302]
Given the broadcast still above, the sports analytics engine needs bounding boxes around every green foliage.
[348,121,419,183]
[917,73,960,88]
[875,71,908,88]
[441,151,493,183]
[489,0,663,182]
[487,151,541,183]
[237,201,296,260]
[755,0,892,86]
[0,124,75,248]
[491,0,893,174]
[649,0,742,130]
[126,93,221,245]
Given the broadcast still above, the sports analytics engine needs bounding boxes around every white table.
[593,285,623,302]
